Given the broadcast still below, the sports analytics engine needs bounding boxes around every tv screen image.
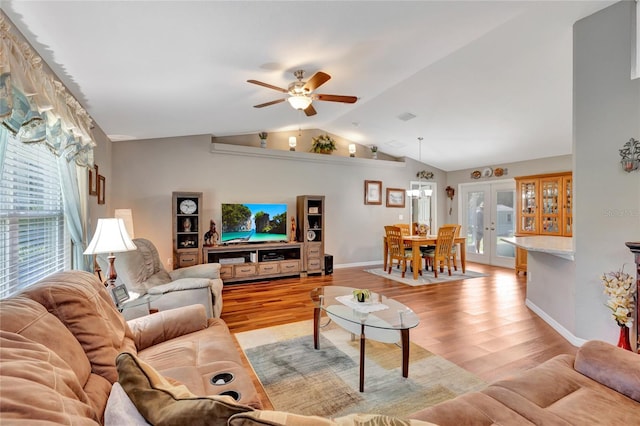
[221,203,287,243]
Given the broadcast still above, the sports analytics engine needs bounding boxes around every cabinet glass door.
[563,176,573,236]
[540,178,561,235]
[518,180,537,234]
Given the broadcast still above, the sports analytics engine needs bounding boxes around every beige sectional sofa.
[1,269,639,425]
[0,270,261,424]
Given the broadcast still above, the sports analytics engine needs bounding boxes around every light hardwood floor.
[221,262,577,409]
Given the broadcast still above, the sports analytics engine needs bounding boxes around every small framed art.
[364,180,382,205]
[386,188,405,208]
[89,164,98,196]
[97,175,106,205]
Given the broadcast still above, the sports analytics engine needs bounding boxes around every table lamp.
[84,218,137,287]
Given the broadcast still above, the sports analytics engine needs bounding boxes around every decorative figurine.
[204,220,219,246]
[290,217,297,242]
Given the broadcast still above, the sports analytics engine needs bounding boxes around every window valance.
[0,12,94,167]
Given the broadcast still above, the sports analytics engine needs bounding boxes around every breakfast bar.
[501,236,575,261]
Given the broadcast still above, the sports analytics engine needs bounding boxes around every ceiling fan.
[247,70,357,116]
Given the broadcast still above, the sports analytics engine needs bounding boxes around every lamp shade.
[287,95,312,110]
[348,144,356,154]
[84,218,137,255]
[288,136,297,148]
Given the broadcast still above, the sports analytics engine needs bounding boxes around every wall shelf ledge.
[210,142,406,168]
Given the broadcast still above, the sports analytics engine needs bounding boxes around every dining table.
[382,234,467,280]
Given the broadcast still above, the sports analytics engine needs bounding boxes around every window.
[0,131,69,298]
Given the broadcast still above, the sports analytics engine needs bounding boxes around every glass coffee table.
[310,286,419,392]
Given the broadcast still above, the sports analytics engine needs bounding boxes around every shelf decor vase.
[260,139,267,149]
[617,325,632,351]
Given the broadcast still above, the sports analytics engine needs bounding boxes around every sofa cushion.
[116,352,254,426]
[574,340,640,402]
[0,330,99,425]
[21,270,137,383]
[0,295,92,387]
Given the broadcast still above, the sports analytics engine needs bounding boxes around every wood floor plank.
[221,262,577,408]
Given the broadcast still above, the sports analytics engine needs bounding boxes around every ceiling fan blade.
[253,98,286,108]
[303,71,331,92]
[304,104,317,116]
[247,80,288,93]
[315,94,358,104]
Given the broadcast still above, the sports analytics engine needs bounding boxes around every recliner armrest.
[574,340,640,402]
[147,278,210,294]
[169,263,221,281]
[127,304,208,350]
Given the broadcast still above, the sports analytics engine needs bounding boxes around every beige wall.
[110,134,443,270]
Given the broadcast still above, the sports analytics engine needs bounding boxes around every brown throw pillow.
[116,352,254,426]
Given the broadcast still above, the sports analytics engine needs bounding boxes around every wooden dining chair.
[384,225,421,278]
[422,225,458,278]
[393,223,413,251]
[442,223,462,271]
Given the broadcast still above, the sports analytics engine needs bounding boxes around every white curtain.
[1,11,95,272]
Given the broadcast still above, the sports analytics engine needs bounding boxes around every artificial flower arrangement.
[352,288,371,303]
[258,132,268,140]
[600,268,636,327]
[311,134,337,153]
[417,170,434,180]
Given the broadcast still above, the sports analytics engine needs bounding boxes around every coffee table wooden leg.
[401,329,410,378]
[360,323,365,392]
[313,307,320,350]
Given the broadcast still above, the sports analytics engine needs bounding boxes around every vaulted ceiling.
[3,1,615,171]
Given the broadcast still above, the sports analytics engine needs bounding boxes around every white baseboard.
[334,260,381,269]
[525,299,588,347]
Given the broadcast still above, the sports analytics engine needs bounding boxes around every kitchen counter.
[501,236,574,261]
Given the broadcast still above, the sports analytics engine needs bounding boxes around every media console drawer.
[258,263,280,275]
[234,264,257,277]
[280,260,300,273]
[219,265,234,279]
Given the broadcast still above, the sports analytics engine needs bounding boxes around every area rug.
[235,320,485,418]
[365,267,487,287]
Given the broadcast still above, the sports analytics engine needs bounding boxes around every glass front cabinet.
[515,172,572,274]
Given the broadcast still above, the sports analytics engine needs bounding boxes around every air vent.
[397,112,416,122]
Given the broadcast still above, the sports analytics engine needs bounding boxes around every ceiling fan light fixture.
[287,95,312,110]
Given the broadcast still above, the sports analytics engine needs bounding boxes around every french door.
[460,181,515,268]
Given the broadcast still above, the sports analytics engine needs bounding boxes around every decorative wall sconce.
[445,185,456,215]
[348,143,356,157]
[288,136,297,151]
[619,137,639,172]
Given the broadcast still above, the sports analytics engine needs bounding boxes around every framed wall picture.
[89,164,98,196]
[364,180,382,205]
[97,175,106,205]
[386,188,405,208]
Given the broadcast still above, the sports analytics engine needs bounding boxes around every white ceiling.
[3,1,614,171]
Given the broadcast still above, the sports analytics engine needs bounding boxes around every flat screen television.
[221,203,287,244]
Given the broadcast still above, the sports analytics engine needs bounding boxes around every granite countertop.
[501,236,574,261]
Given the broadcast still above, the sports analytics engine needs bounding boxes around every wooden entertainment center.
[203,242,303,283]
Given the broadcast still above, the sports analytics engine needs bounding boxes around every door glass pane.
[495,189,515,259]
[466,191,484,254]
[410,182,436,233]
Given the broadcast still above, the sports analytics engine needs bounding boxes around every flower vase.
[617,325,632,351]
[372,152,377,160]
[260,139,267,149]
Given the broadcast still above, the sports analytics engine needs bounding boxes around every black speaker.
[324,254,333,275]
